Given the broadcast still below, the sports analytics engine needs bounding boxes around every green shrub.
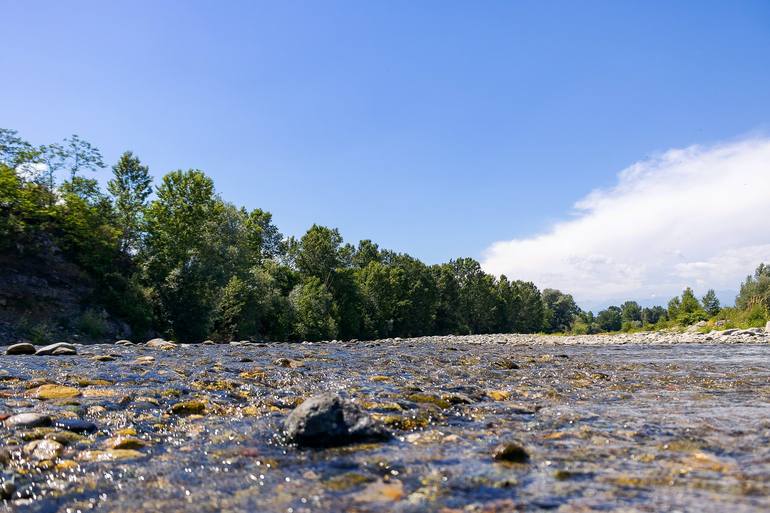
[621,320,643,332]
[28,322,53,344]
[571,320,589,335]
[76,308,109,338]
[745,304,768,327]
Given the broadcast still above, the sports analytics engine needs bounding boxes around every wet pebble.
[493,357,520,370]
[105,436,148,450]
[4,413,52,429]
[54,418,98,434]
[77,449,144,462]
[24,439,63,460]
[493,442,530,463]
[5,343,36,355]
[0,475,16,500]
[170,400,207,415]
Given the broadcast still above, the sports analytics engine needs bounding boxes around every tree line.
[0,129,557,342]
[2,128,767,342]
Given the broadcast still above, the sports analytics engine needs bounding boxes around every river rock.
[4,413,52,429]
[146,338,177,350]
[284,393,391,448]
[115,339,134,346]
[0,475,16,500]
[54,418,98,434]
[35,343,77,356]
[0,448,10,466]
[493,442,530,463]
[24,439,63,460]
[170,400,207,415]
[6,343,35,355]
[33,384,81,400]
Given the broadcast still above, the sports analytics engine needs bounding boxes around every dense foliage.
[1,129,554,342]
[2,128,767,342]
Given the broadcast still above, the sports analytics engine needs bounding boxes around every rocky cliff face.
[0,242,127,344]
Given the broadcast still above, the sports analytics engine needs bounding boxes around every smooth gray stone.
[4,413,52,429]
[35,343,77,356]
[6,343,35,355]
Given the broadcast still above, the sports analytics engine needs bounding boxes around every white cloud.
[481,137,770,309]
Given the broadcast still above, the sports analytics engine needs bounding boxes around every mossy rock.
[170,400,207,415]
[404,393,451,409]
[33,384,81,400]
[324,472,374,491]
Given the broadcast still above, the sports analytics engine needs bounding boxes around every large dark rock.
[54,418,98,434]
[284,393,390,448]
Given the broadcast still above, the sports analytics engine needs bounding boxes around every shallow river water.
[1,339,769,512]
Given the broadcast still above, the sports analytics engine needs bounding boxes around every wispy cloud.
[481,137,770,308]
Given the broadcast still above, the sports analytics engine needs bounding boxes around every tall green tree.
[736,264,770,312]
[641,306,667,325]
[0,128,38,168]
[542,288,580,333]
[620,301,642,323]
[108,151,152,253]
[61,135,105,181]
[597,306,622,332]
[143,170,219,341]
[290,225,344,285]
[701,289,721,317]
[290,276,337,341]
[245,208,285,261]
[431,263,465,334]
[511,281,545,333]
[451,258,498,334]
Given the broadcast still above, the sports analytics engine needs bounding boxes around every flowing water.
[1,339,769,512]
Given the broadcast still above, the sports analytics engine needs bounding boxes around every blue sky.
[3,1,770,307]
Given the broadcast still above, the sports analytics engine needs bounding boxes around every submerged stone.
[24,439,63,460]
[170,400,207,415]
[284,393,391,448]
[77,449,144,462]
[105,436,148,450]
[54,418,98,434]
[493,442,530,463]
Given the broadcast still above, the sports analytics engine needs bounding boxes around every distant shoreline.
[6,329,769,352]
